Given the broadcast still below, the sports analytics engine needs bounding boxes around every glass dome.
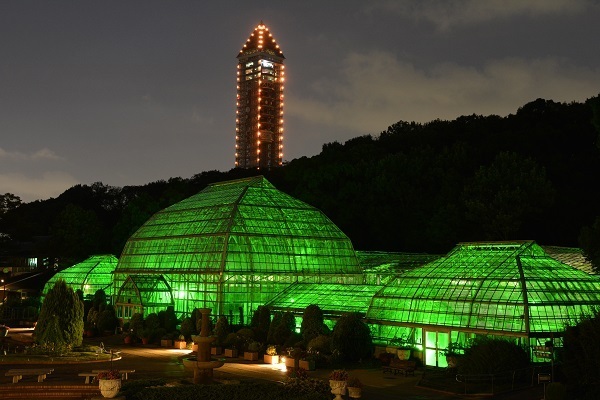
[115,176,362,321]
[42,255,117,300]
[368,241,600,337]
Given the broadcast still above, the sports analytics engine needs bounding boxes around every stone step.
[0,384,100,399]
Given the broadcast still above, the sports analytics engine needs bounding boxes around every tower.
[235,22,285,169]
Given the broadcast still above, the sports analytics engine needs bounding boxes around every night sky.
[2,0,600,202]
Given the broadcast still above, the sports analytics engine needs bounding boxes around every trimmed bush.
[330,313,373,363]
[34,279,84,348]
[301,305,326,344]
[458,337,529,375]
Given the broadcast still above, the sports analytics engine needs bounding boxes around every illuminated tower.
[236,22,285,169]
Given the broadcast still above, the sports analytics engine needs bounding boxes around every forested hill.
[2,96,600,266]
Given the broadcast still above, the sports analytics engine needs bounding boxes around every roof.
[237,21,285,59]
[542,245,595,275]
[357,250,440,273]
[367,241,600,336]
[268,283,381,316]
[42,255,117,298]
[116,176,361,276]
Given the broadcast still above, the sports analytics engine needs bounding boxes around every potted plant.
[160,334,173,348]
[224,345,238,358]
[329,369,348,400]
[244,341,261,361]
[97,369,121,398]
[347,376,363,399]
[174,334,187,349]
[123,332,134,345]
[264,345,279,364]
[389,336,412,360]
[138,328,151,345]
[440,342,463,368]
[299,349,317,371]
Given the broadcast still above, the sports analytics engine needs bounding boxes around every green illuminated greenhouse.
[366,241,600,367]
[113,176,363,322]
[42,255,118,300]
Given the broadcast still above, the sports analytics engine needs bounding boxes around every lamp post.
[1,279,4,303]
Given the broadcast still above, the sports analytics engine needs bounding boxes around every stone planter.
[141,337,150,345]
[161,339,173,347]
[244,351,259,361]
[299,359,315,370]
[348,386,362,398]
[329,380,347,400]
[224,348,238,358]
[211,346,222,355]
[264,354,279,364]
[285,357,296,368]
[192,343,199,352]
[174,340,187,349]
[99,378,121,398]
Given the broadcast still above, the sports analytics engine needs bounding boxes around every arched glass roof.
[367,241,600,337]
[42,255,117,299]
[116,176,360,276]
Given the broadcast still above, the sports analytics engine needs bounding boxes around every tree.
[51,204,103,260]
[0,193,22,217]
[579,216,600,273]
[463,151,555,239]
[34,279,84,348]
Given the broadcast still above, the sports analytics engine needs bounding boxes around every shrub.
[144,313,161,330]
[267,311,283,344]
[458,337,529,375]
[97,307,118,332]
[301,305,326,344]
[34,279,84,348]
[562,309,600,387]
[213,316,230,346]
[307,335,331,355]
[179,317,195,341]
[250,305,271,343]
[283,377,330,398]
[273,312,296,346]
[129,313,144,336]
[330,313,373,363]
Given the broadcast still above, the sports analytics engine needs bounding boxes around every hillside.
[1,96,599,268]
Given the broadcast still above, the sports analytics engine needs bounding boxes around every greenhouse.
[42,255,118,300]
[366,241,600,367]
[113,176,363,322]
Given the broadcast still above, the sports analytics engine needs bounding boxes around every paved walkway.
[0,334,546,400]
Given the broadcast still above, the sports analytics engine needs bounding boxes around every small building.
[367,241,600,367]
[42,254,117,300]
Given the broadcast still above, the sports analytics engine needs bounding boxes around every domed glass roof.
[43,255,117,299]
[117,176,360,276]
[367,241,600,336]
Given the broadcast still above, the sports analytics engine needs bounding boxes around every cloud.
[0,147,64,161]
[288,51,600,136]
[376,0,588,30]
[0,171,79,202]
